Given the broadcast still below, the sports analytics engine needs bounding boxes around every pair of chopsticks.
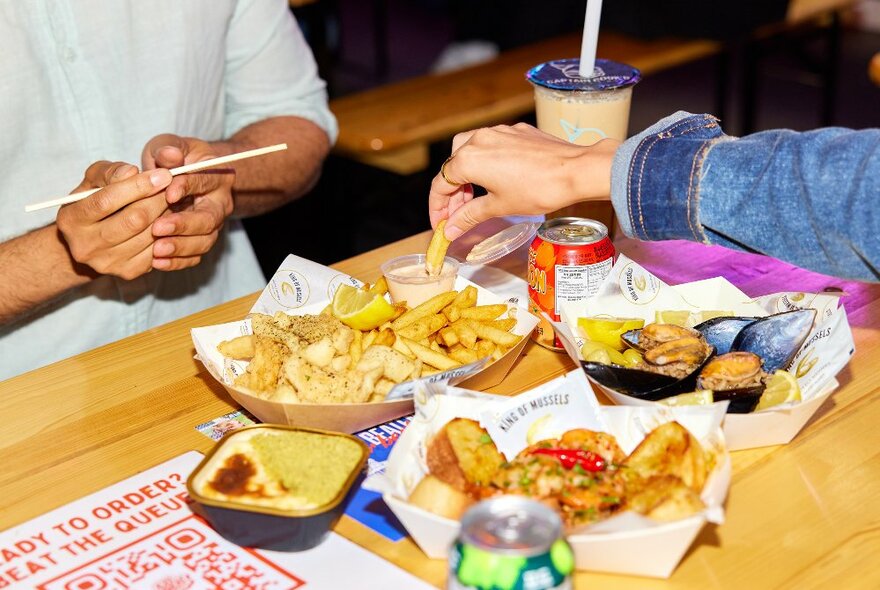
[25,143,288,213]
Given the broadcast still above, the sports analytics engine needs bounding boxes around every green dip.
[251,431,364,508]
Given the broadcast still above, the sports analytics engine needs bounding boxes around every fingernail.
[445,224,465,241]
[154,221,174,235]
[154,242,174,256]
[150,170,171,187]
[113,164,137,181]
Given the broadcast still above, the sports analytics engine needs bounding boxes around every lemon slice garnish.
[331,284,397,330]
[577,317,644,351]
[660,390,714,406]
[755,370,801,411]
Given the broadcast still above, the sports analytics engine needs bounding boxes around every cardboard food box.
[367,370,731,578]
[554,255,854,450]
[192,254,537,433]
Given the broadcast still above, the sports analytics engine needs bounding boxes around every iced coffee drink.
[527,58,640,225]
[527,58,640,146]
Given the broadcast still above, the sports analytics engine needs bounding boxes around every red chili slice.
[529,448,606,472]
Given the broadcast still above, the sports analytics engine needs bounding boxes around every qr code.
[39,516,303,590]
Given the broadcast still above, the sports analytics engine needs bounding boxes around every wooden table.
[3,229,879,588]
[330,32,720,174]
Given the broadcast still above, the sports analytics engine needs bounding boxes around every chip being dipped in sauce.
[382,253,459,307]
[187,425,368,550]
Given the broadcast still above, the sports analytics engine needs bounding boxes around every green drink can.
[448,497,574,590]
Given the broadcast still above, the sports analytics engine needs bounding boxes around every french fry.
[396,313,446,340]
[439,326,459,347]
[429,340,443,353]
[360,282,371,291]
[449,347,479,365]
[401,337,460,371]
[320,304,332,316]
[392,291,457,330]
[369,276,389,296]
[391,303,408,321]
[392,335,415,358]
[460,304,507,321]
[489,318,517,332]
[451,319,478,349]
[362,329,378,350]
[374,328,396,347]
[475,339,496,358]
[349,329,364,368]
[425,219,452,276]
[442,304,461,323]
[452,285,478,309]
[491,345,506,361]
[467,319,521,348]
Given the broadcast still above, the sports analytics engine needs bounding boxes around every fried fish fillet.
[235,337,287,392]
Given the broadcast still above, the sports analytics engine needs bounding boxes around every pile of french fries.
[331,277,521,378]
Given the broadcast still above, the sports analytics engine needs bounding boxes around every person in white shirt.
[0,0,337,380]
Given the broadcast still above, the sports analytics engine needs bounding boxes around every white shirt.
[0,0,337,380]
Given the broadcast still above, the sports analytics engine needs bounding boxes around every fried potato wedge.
[625,474,706,521]
[623,421,710,492]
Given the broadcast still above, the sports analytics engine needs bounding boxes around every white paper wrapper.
[367,370,731,578]
[191,254,538,433]
[554,254,855,450]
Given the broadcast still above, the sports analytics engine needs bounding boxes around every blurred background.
[244,0,880,278]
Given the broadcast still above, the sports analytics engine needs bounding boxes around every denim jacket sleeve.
[610,111,880,282]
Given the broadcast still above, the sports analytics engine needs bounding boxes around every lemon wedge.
[655,309,734,327]
[654,310,691,326]
[660,390,714,406]
[755,370,801,411]
[577,317,644,351]
[331,284,397,330]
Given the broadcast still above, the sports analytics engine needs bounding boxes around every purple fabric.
[616,238,880,326]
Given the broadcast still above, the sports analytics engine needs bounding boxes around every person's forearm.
[611,112,880,282]
[0,225,95,324]
[210,116,330,217]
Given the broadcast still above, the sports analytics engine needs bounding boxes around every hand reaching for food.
[428,123,619,241]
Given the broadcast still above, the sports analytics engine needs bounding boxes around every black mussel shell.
[620,328,643,351]
[694,316,759,355]
[731,309,816,373]
[581,362,682,401]
[580,346,715,402]
[712,385,765,413]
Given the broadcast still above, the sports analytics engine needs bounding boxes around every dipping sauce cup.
[381,254,459,308]
[187,424,368,551]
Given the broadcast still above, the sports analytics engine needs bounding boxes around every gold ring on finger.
[440,155,462,187]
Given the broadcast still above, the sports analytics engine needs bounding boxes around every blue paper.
[343,416,413,541]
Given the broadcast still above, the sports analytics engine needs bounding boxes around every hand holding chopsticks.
[25,143,288,213]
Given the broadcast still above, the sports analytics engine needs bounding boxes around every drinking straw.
[579,0,603,77]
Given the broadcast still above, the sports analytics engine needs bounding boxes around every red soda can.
[528,217,615,350]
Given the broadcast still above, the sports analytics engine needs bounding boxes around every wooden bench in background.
[329,32,721,175]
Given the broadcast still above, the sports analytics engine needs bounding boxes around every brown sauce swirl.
[208,453,257,496]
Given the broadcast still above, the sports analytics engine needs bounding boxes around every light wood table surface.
[2,228,879,589]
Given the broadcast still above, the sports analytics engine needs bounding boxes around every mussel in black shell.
[697,352,767,413]
[582,324,714,401]
[731,309,816,373]
[693,316,759,355]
